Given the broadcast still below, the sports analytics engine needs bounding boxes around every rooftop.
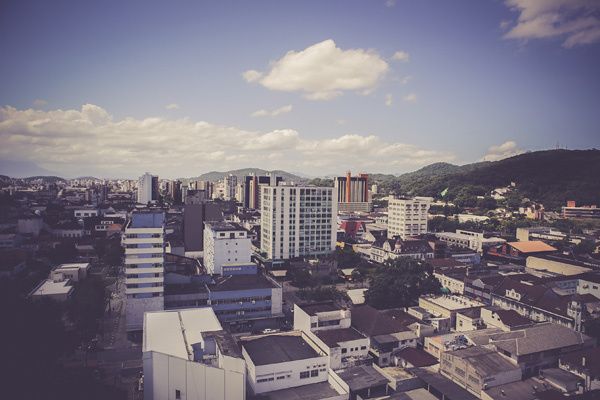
[394,347,439,367]
[130,210,165,228]
[445,346,519,376]
[297,301,342,316]
[205,221,245,232]
[314,327,366,347]
[242,334,321,366]
[30,279,73,296]
[490,323,591,356]
[254,381,343,400]
[560,347,600,379]
[483,377,558,400]
[351,305,416,336]
[337,365,390,392]
[209,273,279,292]
[143,308,223,360]
[411,368,478,400]
[508,241,557,254]
[55,262,90,271]
[421,294,484,311]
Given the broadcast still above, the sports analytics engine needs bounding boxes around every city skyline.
[1,0,600,178]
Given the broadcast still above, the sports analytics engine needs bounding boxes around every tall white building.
[143,308,246,400]
[203,222,251,275]
[261,185,337,260]
[123,210,165,331]
[137,172,157,204]
[223,174,237,201]
[387,196,432,239]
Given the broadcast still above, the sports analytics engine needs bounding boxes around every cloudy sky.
[1,0,599,178]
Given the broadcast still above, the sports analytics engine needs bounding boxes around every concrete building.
[562,201,600,219]
[334,172,371,213]
[74,208,100,218]
[243,174,283,210]
[29,279,74,302]
[387,197,432,239]
[435,230,505,253]
[440,346,521,397]
[223,174,237,201]
[137,172,159,204]
[293,303,370,370]
[183,191,223,253]
[559,347,600,392]
[123,210,166,332]
[370,238,434,264]
[418,295,484,329]
[203,222,251,275]
[142,308,246,400]
[50,263,90,282]
[241,333,329,395]
[261,185,337,260]
[207,274,283,324]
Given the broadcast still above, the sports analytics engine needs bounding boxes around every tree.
[297,286,346,302]
[286,267,313,288]
[68,276,107,341]
[365,258,441,309]
[574,239,597,255]
[335,247,361,267]
[477,196,497,211]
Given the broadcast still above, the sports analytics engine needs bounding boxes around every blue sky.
[0,0,599,178]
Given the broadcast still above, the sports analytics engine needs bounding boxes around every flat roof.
[445,347,519,376]
[298,302,342,316]
[55,263,90,271]
[242,334,321,366]
[411,368,478,400]
[314,328,366,347]
[143,308,222,360]
[205,221,245,232]
[31,279,73,296]
[210,274,278,292]
[395,347,439,367]
[337,365,389,392]
[257,381,342,400]
[421,295,484,311]
[508,241,557,253]
[483,377,556,400]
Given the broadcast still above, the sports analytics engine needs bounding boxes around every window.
[300,371,309,379]
[175,389,181,399]
[310,369,319,377]
[341,348,347,354]
[360,346,367,350]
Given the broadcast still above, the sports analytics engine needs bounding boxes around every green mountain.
[186,168,304,183]
[372,149,600,210]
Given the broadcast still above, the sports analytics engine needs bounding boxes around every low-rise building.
[29,279,74,302]
[559,347,600,392]
[142,308,246,400]
[418,295,484,328]
[241,333,329,395]
[435,230,505,253]
[50,263,90,282]
[203,222,251,276]
[440,346,522,397]
[370,238,434,264]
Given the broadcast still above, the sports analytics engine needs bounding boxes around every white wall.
[143,351,245,400]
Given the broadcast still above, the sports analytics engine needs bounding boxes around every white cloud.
[385,0,396,7]
[502,0,600,48]
[385,94,393,107]
[403,93,417,103]
[165,103,179,110]
[243,39,389,100]
[242,70,263,82]
[391,51,410,62]
[481,140,524,161]
[0,104,454,177]
[33,99,47,108]
[251,105,293,118]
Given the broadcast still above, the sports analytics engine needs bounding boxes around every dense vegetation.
[371,149,600,211]
[365,257,441,309]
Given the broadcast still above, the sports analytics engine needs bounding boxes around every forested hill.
[371,149,600,211]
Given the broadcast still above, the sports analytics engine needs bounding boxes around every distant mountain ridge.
[371,149,600,210]
[185,168,305,183]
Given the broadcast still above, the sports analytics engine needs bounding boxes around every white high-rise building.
[387,196,432,239]
[261,185,337,260]
[223,174,237,201]
[137,172,157,204]
[123,210,165,331]
[203,222,252,275]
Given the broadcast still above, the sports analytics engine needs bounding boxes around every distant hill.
[371,149,600,210]
[186,168,305,183]
[0,160,57,178]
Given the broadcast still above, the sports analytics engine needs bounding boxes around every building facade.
[137,172,158,204]
[261,185,337,260]
[387,197,432,239]
[203,222,251,275]
[334,172,371,213]
[123,210,165,331]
